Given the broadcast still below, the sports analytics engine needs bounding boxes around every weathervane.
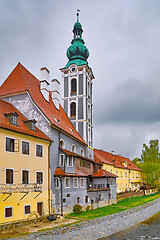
[77,9,80,21]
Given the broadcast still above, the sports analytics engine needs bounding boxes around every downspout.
[60,176,63,216]
[48,140,53,215]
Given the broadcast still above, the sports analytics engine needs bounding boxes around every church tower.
[60,12,94,149]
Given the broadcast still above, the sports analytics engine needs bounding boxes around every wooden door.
[37,202,43,216]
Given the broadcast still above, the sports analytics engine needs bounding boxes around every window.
[59,154,64,167]
[24,205,31,215]
[6,137,14,152]
[67,194,70,197]
[85,196,88,203]
[73,178,78,188]
[36,172,43,184]
[67,156,73,167]
[81,149,84,156]
[72,144,76,153]
[12,115,17,125]
[121,171,123,177]
[65,177,70,188]
[55,177,59,189]
[116,171,118,176]
[133,173,134,178]
[5,207,13,218]
[80,178,84,188]
[77,197,80,204]
[22,170,29,184]
[71,78,77,93]
[70,102,76,116]
[59,139,65,148]
[36,145,43,157]
[22,141,29,155]
[126,172,127,178]
[6,169,13,184]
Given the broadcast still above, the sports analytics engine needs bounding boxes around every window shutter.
[14,139,19,152]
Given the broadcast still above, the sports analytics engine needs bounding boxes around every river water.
[100,214,160,240]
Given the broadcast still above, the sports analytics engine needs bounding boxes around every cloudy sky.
[0,0,160,160]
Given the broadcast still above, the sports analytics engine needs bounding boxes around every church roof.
[0,63,85,144]
[94,149,142,171]
[0,99,51,141]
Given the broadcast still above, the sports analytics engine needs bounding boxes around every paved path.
[11,198,160,240]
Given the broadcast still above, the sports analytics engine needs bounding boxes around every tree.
[141,139,160,187]
[132,158,143,169]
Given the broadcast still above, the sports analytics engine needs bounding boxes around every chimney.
[40,67,50,102]
[51,79,60,109]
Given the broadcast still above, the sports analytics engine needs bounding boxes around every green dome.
[65,13,89,68]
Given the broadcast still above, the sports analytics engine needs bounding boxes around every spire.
[65,11,89,68]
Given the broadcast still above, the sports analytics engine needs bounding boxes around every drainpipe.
[48,141,53,215]
[60,176,63,216]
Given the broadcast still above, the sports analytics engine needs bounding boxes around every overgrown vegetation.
[73,204,82,214]
[69,192,160,220]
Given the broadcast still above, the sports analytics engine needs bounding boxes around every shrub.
[85,205,90,211]
[73,204,82,214]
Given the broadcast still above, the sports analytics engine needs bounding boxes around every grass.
[69,192,160,220]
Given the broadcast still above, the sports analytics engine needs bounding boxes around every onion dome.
[65,12,89,68]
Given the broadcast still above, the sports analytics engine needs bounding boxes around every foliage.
[85,205,90,211]
[69,192,160,220]
[73,204,82,214]
[141,139,160,187]
[132,158,143,169]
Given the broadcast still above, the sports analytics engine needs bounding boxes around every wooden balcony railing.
[87,184,110,191]
[0,183,42,194]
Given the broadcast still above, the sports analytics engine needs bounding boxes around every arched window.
[70,102,76,117]
[60,139,65,149]
[81,149,84,156]
[55,177,60,189]
[72,144,76,153]
[71,79,77,93]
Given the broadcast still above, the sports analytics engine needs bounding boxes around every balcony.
[0,183,42,194]
[87,184,110,192]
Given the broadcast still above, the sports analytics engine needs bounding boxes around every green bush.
[85,205,90,211]
[73,204,82,214]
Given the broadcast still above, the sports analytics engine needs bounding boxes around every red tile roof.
[0,63,85,144]
[0,99,51,141]
[60,147,102,164]
[93,169,117,178]
[94,149,142,171]
[54,168,88,177]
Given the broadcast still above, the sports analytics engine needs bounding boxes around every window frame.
[22,169,29,184]
[73,177,78,188]
[5,168,14,184]
[36,171,43,184]
[5,137,15,152]
[36,144,43,157]
[59,154,65,167]
[70,102,76,117]
[24,204,31,215]
[80,178,84,188]
[71,78,77,93]
[59,139,65,149]
[22,141,30,155]
[55,177,60,189]
[5,206,13,218]
[67,156,73,167]
[65,177,70,188]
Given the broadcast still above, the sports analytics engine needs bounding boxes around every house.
[0,13,118,216]
[0,99,51,223]
[94,149,142,193]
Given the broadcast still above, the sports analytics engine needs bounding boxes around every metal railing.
[87,184,110,190]
[0,183,42,194]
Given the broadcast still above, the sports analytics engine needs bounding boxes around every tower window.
[71,79,77,93]
[70,102,76,117]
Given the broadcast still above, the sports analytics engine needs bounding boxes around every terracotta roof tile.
[94,149,142,171]
[93,169,117,178]
[0,63,85,144]
[54,168,87,177]
[0,99,51,141]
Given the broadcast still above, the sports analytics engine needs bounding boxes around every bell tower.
[60,11,94,150]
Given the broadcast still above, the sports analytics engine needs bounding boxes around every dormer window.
[4,112,18,126]
[24,119,37,131]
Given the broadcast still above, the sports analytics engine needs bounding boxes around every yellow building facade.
[94,149,142,193]
[0,100,51,224]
